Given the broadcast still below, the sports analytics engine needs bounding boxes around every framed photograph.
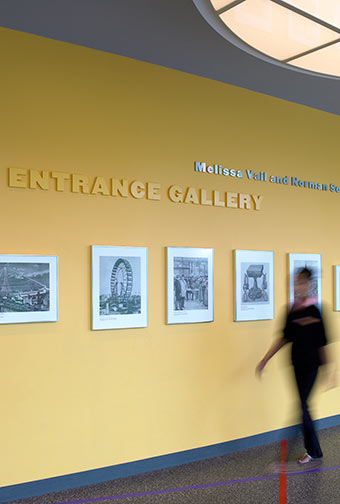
[234,250,274,322]
[92,246,148,330]
[334,266,340,311]
[289,253,322,308]
[167,247,213,324]
[0,254,58,324]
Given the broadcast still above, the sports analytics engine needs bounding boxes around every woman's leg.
[294,368,322,459]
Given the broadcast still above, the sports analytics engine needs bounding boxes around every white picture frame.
[92,245,148,330]
[0,254,58,324]
[289,253,322,309]
[234,249,274,322]
[334,266,340,311]
[167,247,214,324]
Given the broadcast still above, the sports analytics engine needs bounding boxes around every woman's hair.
[297,267,313,280]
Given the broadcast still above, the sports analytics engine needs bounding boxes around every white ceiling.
[0,0,339,115]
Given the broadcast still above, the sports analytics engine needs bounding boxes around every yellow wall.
[1,27,340,487]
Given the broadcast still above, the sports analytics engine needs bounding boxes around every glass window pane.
[288,41,340,77]
[220,0,339,60]
[283,0,340,30]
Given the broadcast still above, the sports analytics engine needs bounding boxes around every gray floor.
[8,425,340,504]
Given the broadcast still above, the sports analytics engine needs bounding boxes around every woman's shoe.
[297,453,313,464]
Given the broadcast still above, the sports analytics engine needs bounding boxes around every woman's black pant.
[294,367,322,458]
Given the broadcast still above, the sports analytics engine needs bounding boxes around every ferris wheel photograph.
[99,256,141,316]
[92,245,148,330]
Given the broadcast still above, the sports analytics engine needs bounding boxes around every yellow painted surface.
[0,27,340,486]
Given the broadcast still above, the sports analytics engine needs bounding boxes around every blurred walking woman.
[256,267,327,464]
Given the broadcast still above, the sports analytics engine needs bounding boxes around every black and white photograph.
[289,253,321,308]
[92,246,147,330]
[173,257,209,311]
[234,250,274,321]
[0,255,58,324]
[167,247,213,324]
[241,262,270,305]
[100,256,141,315]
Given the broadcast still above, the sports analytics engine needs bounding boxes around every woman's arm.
[256,337,289,377]
[318,345,328,366]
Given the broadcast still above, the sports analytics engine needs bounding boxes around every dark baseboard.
[1,414,340,503]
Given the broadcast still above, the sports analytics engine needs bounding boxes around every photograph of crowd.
[173,257,208,311]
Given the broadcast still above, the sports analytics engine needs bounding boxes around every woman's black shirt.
[283,304,327,372]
